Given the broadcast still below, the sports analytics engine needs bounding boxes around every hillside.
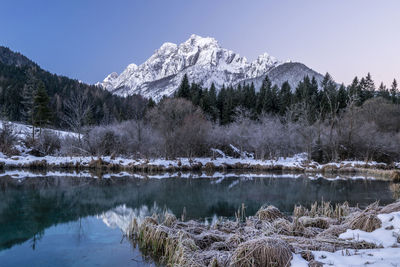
[0,46,146,127]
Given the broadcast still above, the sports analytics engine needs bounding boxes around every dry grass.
[298,217,329,229]
[293,201,349,220]
[390,184,400,200]
[256,205,284,222]
[390,171,400,182]
[230,237,293,267]
[128,201,393,266]
[348,202,381,232]
[163,212,177,227]
[378,200,400,214]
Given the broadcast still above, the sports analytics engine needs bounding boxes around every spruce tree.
[21,73,36,140]
[348,77,362,105]
[33,81,52,133]
[390,79,398,104]
[359,73,375,101]
[207,84,218,121]
[243,82,256,111]
[21,71,36,124]
[257,76,271,114]
[264,83,279,114]
[217,86,226,123]
[279,81,292,115]
[377,82,390,100]
[176,74,190,99]
[147,98,156,109]
[320,73,337,118]
[337,84,348,110]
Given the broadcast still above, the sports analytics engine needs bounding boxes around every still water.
[0,173,397,266]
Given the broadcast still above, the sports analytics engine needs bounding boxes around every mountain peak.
[158,42,178,53]
[185,34,219,48]
[98,35,323,100]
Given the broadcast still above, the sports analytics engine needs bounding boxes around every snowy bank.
[126,201,400,266]
[0,152,398,181]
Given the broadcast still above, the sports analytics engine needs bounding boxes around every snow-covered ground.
[99,204,400,267]
[292,223,400,266]
[1,120,398,180]
[0,151,391,180]
[0,120,78,139]
[0,147,392,171]
[290,211,400,266]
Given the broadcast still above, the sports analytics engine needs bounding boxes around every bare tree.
[63,92,92,143]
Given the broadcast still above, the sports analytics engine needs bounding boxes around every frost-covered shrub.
[210,115,304,159]
[147,98,211,158]
[59,135,83,156]
[0,122,18,156]
[116,120,164,158]
[33,130,61,156]
[84,126,120,156]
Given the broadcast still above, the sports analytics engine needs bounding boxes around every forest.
[69,73,399,163]
[0,46,145,126]
[1,45,400,163]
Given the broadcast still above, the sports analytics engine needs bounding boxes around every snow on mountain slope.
[237,62,325,91]
[98,34,323,101]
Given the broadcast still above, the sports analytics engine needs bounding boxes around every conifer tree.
[33,81,52,133]
[21,71,36,123]
[377,82,390,99]
[243,82,256,111]
[279,81,292,115]
[348,77,362,105]
[147,98,156,109]
[176,74,190,99]
[217,86,226,123]
[190,82,202,105]
[390,79,398,104]
[257,76,271,114]
[264,83,279,114]
[337,84,348,110]
[359,73,375,101]
[320,73,337,118]
[207,83,218,121]
[21,74,37,140]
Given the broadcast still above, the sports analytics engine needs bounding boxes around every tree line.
[0,56,149,130]
[175,73,399,125]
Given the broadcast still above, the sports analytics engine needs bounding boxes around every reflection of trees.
[30,231,43,250]
[75,217,86,245]
[0,175,394,251]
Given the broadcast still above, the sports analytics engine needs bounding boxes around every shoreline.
[127,201,400,266]
[0,153,399,180]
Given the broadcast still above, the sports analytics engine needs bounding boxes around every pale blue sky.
[1,0,399,86]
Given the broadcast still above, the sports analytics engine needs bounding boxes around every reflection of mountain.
[100,205,135,232]
[0,175,394,251]
[100,203,169,232]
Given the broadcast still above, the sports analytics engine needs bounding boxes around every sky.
[1,0,399,86]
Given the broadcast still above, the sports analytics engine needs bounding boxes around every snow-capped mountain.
[98,34,324,101]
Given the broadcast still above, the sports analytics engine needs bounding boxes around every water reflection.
[0,174,396,257]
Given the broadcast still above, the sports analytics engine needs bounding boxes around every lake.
[0,173,397,266]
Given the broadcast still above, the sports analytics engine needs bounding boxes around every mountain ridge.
[0,46,37,68]
[98,34,325,100]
